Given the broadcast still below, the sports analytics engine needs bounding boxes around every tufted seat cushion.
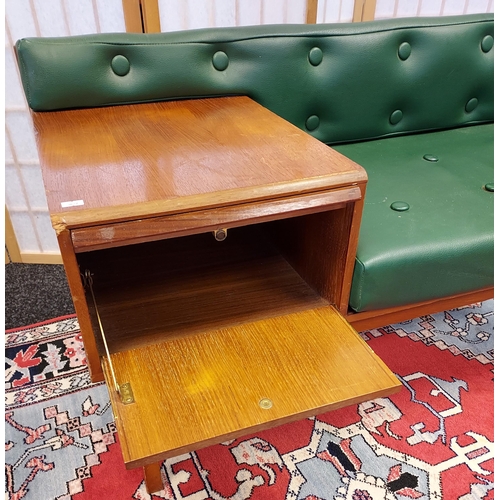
[334,124,494,312]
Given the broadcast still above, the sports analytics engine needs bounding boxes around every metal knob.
[213,228,227,241]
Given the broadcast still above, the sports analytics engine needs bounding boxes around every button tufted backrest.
[16,14,493,145]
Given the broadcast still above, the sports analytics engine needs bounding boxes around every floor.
[5,263,75,330]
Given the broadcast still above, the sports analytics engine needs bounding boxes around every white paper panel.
[318,0,355,23]
[5,166,28,211]
[439,0,467,14]
[5,135,14,164]
[33,0,69,37]
[159,0,308,31]
[416,0,442,16]
[35,214,60,252]
[10,211,40,252]
[339,0,356,21]
[396,0,419,17]
[237,0,262,26]
[5,48,26,108]
[374,0,396,18]
[262,0,287,24]
[158,0,185,31]
[214,0,237,26]
[5,0,39,41]
[95,0,126,33]
[465,0,491,14]
[6,112,38,163]
[317,0,326,22]
[375,0,493,18]
[20,165,50,211]
[287,0,307,22]
[64,0,98,35]
[186,0,213,29]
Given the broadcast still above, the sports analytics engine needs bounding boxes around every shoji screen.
[316,0,357,22]
[158,0,310,31]
[374,0,493,18]
[5,0,126,263]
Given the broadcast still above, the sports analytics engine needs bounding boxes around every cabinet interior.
[76,212,346,356]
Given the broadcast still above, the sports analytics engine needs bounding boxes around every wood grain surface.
[77,225,328,354]
[33,96,366,229]
[57,230,103,381]
[104,306,401,469]
[338,189,366,314]
[71,187,361,252]
[269,203,358,313]
[348,286,494,331]
[143,463,163,494]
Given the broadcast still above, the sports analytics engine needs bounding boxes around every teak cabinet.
[33,96,401,493]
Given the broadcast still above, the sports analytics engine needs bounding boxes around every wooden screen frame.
[307,0,377,23]
[353,0,377,21]
[123,0,160,33]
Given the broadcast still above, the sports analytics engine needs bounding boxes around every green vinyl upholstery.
[335,124,494,312]
[15,14,494,312]
[16,15,493,144]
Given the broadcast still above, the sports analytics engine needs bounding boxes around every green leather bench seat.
[335,124,494,312]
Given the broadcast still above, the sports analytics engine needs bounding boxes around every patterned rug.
[5,302,494,500]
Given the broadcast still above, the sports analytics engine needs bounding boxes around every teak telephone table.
[33,96,401,493]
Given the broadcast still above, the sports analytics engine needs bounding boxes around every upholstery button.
[484,183,494,192]
[481,35,494,53]
[423,154,439,162]
[398,42,411,60]
[390,201,410,212]
[111,55,130,76]
[305,115,320,131]
[465,98,478,113]
[389,110,403,125]
[212,51,229,71]
[308,47,323,66]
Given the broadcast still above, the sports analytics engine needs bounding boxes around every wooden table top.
[33,96,366,230]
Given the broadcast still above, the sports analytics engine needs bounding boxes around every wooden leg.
[144,462,163,494]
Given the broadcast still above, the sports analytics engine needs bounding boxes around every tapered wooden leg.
[144,462,163,494]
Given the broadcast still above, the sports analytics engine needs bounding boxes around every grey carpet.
[5,263,75,330]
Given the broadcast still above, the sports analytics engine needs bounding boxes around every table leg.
[144,462,163,494]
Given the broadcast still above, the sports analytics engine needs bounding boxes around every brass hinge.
[83,269,135,405]
[119,382,135,405]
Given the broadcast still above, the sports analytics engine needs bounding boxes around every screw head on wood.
[259,398,273,409]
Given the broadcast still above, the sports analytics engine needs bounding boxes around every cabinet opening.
[76,213,348,356]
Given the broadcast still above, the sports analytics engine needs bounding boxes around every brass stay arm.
[83,269,134,404]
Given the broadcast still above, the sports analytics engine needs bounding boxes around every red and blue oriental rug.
[5,301,494,500]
